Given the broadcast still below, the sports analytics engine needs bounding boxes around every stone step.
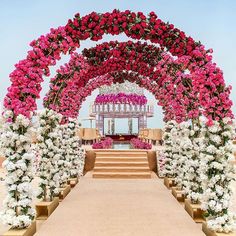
[93,167,150,172]
[95,162,149,167]
[92,172,151,179]
[95,150,147,153]
[95,157,147,162]
[96,152,146,157]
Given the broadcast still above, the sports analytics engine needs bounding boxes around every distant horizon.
[0,0,235,130]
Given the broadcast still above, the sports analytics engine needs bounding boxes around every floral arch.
[43,40,191,122]
[1,9,235,233]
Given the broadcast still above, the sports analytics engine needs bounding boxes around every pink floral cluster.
[92,137,113,149]
[130,138,152,150]
[4,27,78,118]
[95,93,147,105]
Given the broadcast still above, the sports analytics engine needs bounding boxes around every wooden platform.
[3,221,36,236]
[202,222,236,236]
[35,197,59,220]
[171,187,185,202]
[184,199,205,223]
[93,150,151,179]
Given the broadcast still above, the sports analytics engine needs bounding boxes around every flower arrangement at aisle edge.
[184,121,204,204]
[95,93,147,106]
[75,148,86,178]
[130,138,152,150]
[200,118,236,233]
[156,150,166,178]
[0,110,35,228]
[92,137,113,149]
[56,124,71,188]
[66,118,85,178]
[36,109,62,201]
[174,122,192,191]
[163,120,178,178]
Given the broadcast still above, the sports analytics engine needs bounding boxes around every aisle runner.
[35,173,204,236]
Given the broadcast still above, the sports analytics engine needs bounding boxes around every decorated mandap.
[0,9,235,236]
[90,81,154,136]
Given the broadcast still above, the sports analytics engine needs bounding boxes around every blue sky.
[0,0,235,130]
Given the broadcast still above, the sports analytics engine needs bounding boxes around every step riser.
[93,168,150,172]
[96,154,146,157]
[95,151,147,154]
[95,163,149,167]
[96,158,147,162]
[93,174,151,179]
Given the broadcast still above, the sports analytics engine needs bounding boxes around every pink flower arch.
[3,10,233,124]
[43,41,199,123]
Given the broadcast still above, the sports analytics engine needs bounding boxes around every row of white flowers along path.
[162,119,236,234]
[0,109,85,233]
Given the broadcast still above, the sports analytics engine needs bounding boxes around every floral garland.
[200,118,236,232]
[95,93,147,106]
[92,137,113,149]
[0,110,35,228]
[36,109,62,201]
[130,138,152,150]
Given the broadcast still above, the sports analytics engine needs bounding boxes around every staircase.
[93,150,151,179]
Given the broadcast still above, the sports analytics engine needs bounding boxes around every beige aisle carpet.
[35,172,204,236]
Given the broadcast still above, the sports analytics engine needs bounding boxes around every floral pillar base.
[184,199,205,223]
[164,177,176,189]
[3,221,36,236]
[59,185,71,200]
[35,197,59,220]
[202,222,236,236]
[68,177,79,188]
[171,187,185,202]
